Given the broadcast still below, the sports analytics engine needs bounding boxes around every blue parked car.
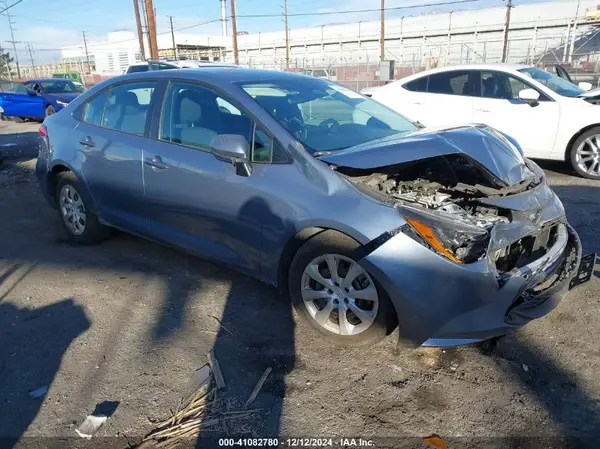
[0,78,84,121]
[35,68,590,347]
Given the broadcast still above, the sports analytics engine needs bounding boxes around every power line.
[0,0,23,15]
[233,0,483,19]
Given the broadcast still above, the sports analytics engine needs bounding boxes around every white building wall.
[232,0,600,68]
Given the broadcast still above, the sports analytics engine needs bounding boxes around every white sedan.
[371,64,600,179]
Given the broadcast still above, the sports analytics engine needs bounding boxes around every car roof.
[26,78,73,83]
[115,66,316,84]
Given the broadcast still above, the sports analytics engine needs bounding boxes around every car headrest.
[117,91,140,108]
[179,96,203,122]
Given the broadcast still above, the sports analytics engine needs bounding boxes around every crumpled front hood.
[320,124,532,186]
[45,93,79,103]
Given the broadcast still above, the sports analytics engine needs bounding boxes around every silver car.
[36,68,592,347]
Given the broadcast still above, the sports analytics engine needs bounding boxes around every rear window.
[127,65,149,73]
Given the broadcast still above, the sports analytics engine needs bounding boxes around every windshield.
[238,77,416,154]
[40,80,79,94]
[519,67,583,97]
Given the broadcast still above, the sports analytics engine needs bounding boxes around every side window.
[83,90,110,126]
[102,81,156,135]
[427,71,476,96]
[11,83,28,94]
[160,82,253,150]
[507,76,532,99]
[404,76,428,92]
[216,97,242,115]
[252,125,272,163]
[159,82,284,163]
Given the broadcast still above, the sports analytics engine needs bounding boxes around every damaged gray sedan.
[36,69,593,347]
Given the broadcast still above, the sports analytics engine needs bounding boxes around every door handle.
[79,137,96,147]
[475,108,491,112]
[144,156,168,170]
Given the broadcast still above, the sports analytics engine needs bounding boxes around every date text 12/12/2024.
[218,438,375,447]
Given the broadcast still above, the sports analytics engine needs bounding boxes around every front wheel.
[288,230,397,346]
[570,127,600,180]
[45,105,56,117]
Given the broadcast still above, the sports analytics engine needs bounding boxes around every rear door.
[76,80,158,231]
[471,70,560,158]
[419,70,477,127]
[395,70,477,127]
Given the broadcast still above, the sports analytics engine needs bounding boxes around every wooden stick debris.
[245,367,272,408]
[210,315,234,336]
[207,351,226,390]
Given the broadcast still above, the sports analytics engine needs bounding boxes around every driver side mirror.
[209,134,252,177]
[578,82,593,91]
[518,88,540,106]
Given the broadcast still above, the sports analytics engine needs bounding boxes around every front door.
[141,81,286,276]
[472,71,560,158]
[77,80,157,230]
[0,82,44,118]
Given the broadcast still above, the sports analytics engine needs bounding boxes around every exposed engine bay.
[336,153,545,265]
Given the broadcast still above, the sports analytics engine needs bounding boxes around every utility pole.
[380,0,385,61]
[133,0,146,60]
[82,31,91,74]
[145,0,159,59]
[26,42,36,77]
[283,0,289,68]
[230,0,239,65]
[220,0,227,35]
[3,1,21,78]
[501,0,513,62]
[168,16,177,58]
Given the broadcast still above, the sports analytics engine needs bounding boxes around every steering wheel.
[319,118,340,133]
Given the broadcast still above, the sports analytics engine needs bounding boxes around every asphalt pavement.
[1,119,599,448]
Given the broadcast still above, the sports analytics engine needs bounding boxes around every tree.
[0,46,14,79]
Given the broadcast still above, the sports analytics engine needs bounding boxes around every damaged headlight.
[401,207,489,264]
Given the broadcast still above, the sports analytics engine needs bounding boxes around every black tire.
[288,230,397,346]
[55,171,109,244]
[45,105,55,117]
[569,127,600,180]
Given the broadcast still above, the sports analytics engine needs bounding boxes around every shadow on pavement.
[0,132,40,164]
[0,298,90,447]
[195,197,296,443]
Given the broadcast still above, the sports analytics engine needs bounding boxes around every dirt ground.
[1,119,599,448]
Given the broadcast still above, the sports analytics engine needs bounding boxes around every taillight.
[39,125,48,137]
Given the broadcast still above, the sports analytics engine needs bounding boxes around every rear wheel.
[45,105,55,117]
[288,230,397,346]
[55,171,109,244]
[570,127,600,179]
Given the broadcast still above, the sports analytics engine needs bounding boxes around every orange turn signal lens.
[405,216,463,264]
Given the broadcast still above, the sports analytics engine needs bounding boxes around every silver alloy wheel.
[300,253,379,336]
[575,135,600,177]
[59,185,86,235]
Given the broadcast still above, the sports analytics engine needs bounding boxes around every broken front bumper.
[359,218,582,348]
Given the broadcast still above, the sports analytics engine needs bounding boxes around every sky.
[1,0,548,63]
